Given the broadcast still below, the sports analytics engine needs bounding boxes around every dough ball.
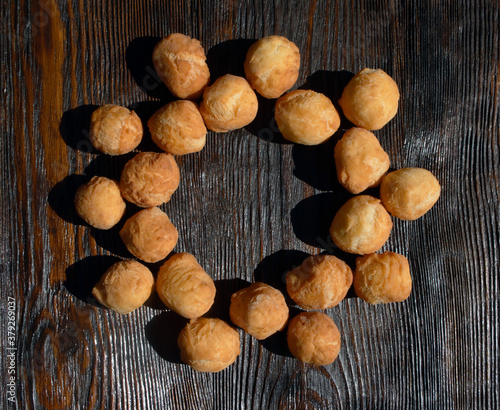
[286,254,353,310]
[287,312,341,366]
[74,176,126,230]
[148,100,207,155]
[177,317,240,372]
[89,105,143,155]
[229,282,289,340]
[152,33,210,99]
[354,252,412,304]
[334,127,390,194]
[119,207,178,263]
[380,167,441,220]
[244,35,300,99]
[156,253,216,319]
[119,152,180,207]
[275,90,340,145]
[339,68,400,130]
[329,195,393,255]
[199,74,258,132]
[92,260,154,314]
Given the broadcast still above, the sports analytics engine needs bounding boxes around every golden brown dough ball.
[152,33,210,100]
[334,127,390,194]
[286,254,353,310]
[229,282,289,340]
[199,74,258,132]
[119,207,178,263]
[89,104,143,155]
[329,195,393,255]
[156,253,216,319]
[354,252,412,304]
[287,312,341,365]
[244,35,300,99]
[74,176,126,229]
[119,152,180,207]
[92,260,154,314]
[275,90,340,145]
[148,100,207,155]
[380,168,441,220]
[177,317,240,372]
[339,68,400,130]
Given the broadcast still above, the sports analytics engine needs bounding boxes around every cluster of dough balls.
[70,32,442,373]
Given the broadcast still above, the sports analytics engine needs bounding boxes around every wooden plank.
[0,0,498,409]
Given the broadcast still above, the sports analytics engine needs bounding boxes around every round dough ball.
[74,176,126,229]
[286,254,353,310]
[275,90,340,145]
[119,207,178,263]
[156,253,216,319]
[334,127,390,194]
[329,195,393,255]
[229,282,289,340]
[119,152,180,207]
[152,33,210,100]
[148,100,207,155]
[380,168,441,220]
[89,104,143,155]
[199,74,258,132]
[244,35,300,99]
[177,317,240,372]
[92,260,154,314]
[339,68,399,130]
[287,312,341,366]
[354,252,412,304]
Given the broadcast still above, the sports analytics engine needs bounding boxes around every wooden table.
[1,1,498,408]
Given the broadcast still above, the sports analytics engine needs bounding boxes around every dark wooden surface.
[1,0,499,409]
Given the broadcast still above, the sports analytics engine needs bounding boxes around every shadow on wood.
[206,38,256,81]
[244,94,291,144]
[127,100,166,153]
[84,153,136,181]
[145,310,188,364]
[59,104,99,153]
[253,250,311,303]
[65,255,121,305]
[125,36,174,101]
[290,192,351,249]
[48,174,89,225]
[207,278,252,324]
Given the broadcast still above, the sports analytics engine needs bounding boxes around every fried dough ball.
[275,90,340,145]
[156,253,216,319]
[380,168,441,220]
[148,100,207,155]
[244,35,300,99]
[152,33,210,99]
[89,105,143,155]
[354,252,412,304]
[287,312,341,365]
[177,318,240,372]
[74,176,126,230]
[330,195,393,254]
[199,74,258,132]
[92,260,154,314]
[339,68,400,130]
[334,127,390,194]
[119,207,178,263]
[286,254,353,310]
[119,152,180,207]
[230,282,289,340]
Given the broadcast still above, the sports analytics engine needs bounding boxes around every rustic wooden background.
[1,0,499,408]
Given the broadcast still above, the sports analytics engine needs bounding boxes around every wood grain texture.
[1,0,499,409]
